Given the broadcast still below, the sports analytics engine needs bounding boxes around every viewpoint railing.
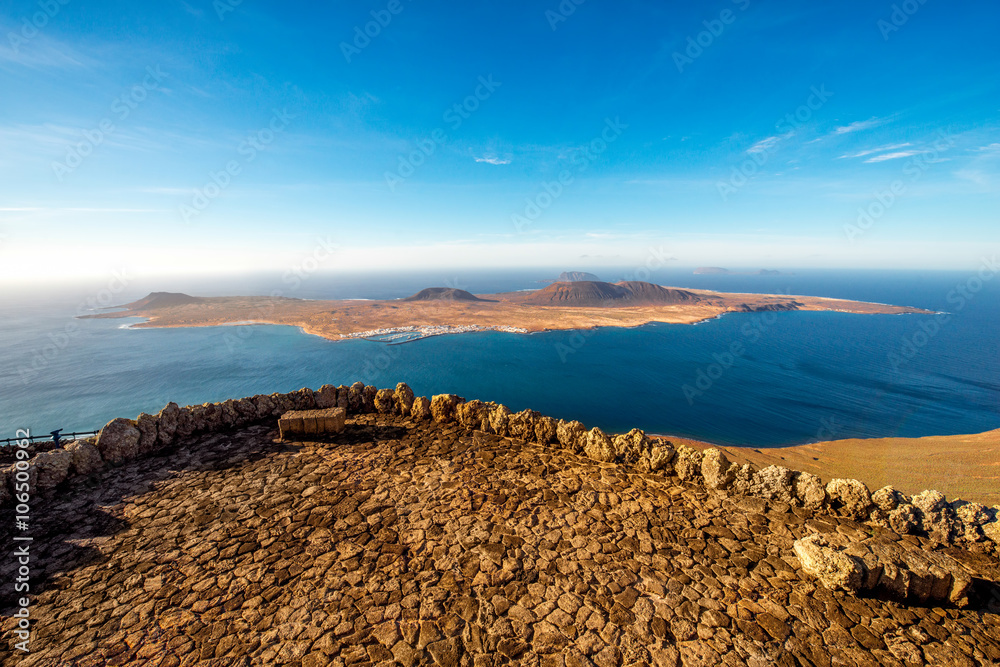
[0,429,100,447]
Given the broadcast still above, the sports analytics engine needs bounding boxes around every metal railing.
[0,430,100,447]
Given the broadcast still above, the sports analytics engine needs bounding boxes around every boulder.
[374,388,397,414]
[673,445,702,482]
[174,406,197,439]
[253,394,277,419]
[584,427,616,463]
[190,403,219,432]
[701,449,736,490]
[314,384,338,409]
[489,404,512,437]
[647,443,676,473]
[912,490,957,543]
[269,394,290,415]
[749,465,796,503]
[456,400,490,430]
[872,486,906,512]
[155,402,181,447]
[235,396,257,423]
[362,385,378,413]
[911,489,947,515]
[348,382,365,413]
[95,418,141,464]
[395,383,415,416]
[31,448,73,491]
[730,463,756,495]
[430,394,464,423]
[135,413,159,455]
[793,532,973,607]
[66,440,104,476]
[953,501,992,543]
[612,429,648,465]
[825,478,873,520]
[508,410,539,440]
[410,396,432,421]
[793,534,864,592]
[952,500,990,526]
[294,387,318,411]
[888,504,920,535]
[555,419,585,453]
[983,516,1000,546]
[336,385,350,410]
[534,416,558,445]
[792,472,826,510]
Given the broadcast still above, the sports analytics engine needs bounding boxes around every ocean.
[1,267,997,447]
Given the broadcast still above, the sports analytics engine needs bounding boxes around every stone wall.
[3,381,998,555]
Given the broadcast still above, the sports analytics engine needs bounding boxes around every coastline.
[82,286,933,344]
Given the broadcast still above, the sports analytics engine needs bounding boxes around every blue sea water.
[1,268,997,447]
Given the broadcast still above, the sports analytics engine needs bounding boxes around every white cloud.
[834,117,885,135]
[474,155,511,165]
[863,150,922,163]
[746,136,781,154]
[839,142,912,159]
[954,169,991,186]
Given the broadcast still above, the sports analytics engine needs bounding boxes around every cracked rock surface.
[2,415,999,666]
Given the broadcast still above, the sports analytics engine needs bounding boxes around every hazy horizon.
[2,1,999,283]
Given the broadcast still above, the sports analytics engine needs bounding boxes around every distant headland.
[79,280,933,343]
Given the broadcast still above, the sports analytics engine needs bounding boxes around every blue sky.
[1,0,998,283]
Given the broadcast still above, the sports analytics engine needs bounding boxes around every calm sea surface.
[1,268,997,446]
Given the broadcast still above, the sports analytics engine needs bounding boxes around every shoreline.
[88,300,926,344]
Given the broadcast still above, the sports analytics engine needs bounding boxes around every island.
[80,279,933,343]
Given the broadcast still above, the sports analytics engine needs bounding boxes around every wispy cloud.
[863,150,923,163]
[973,142,1000,155]
[833,117,887,135]
[747,136,781,154]
[954,169,991,187]
[474,155,511,165]
[840,142,912,159]
[0,28,92,71]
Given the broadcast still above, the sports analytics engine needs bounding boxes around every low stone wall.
[3,381,998,556]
